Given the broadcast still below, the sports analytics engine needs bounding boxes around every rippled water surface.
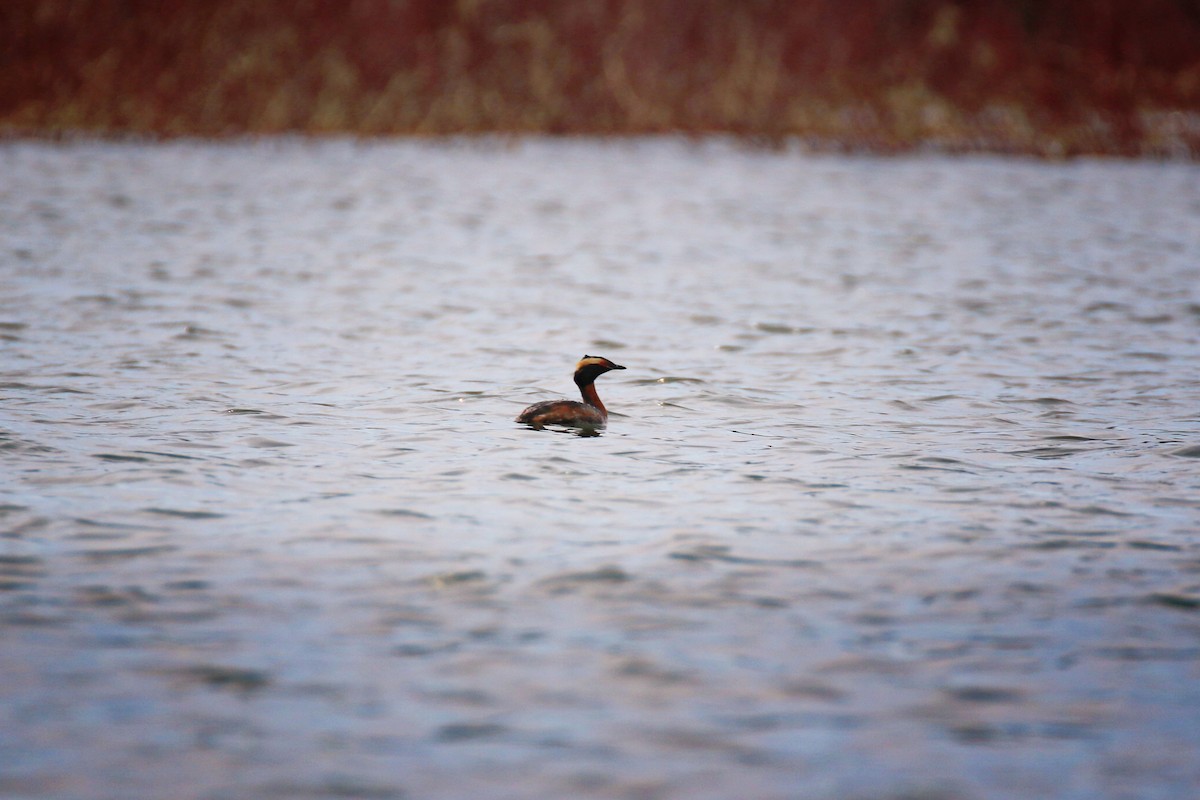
[3,139,1200,799]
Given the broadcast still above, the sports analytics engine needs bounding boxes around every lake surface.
[2,138,1199,800]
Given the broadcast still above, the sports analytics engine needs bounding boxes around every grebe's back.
[516,355,625,430]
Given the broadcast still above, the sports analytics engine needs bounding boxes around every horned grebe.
[516,355,626,429]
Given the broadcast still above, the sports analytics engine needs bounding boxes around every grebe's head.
[574,355,625,385]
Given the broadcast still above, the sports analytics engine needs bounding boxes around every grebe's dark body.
[517,355,625,429]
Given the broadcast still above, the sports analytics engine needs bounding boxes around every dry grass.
[3,0,1199,156]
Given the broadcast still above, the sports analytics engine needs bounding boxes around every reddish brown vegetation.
[3,0,1199,155]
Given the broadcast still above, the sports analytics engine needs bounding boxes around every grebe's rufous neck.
[516,355,626,430]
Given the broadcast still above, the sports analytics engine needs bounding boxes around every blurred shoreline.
[4,1,1199,158]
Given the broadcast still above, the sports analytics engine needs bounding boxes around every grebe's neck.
[579,382,607,418]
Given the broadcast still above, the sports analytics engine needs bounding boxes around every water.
[2,138,1199,800]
